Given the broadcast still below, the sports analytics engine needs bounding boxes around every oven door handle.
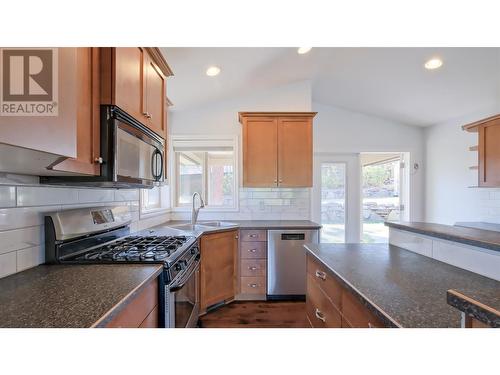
[169,258,200,292]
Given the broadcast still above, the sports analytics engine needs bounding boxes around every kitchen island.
[305,243,500,328]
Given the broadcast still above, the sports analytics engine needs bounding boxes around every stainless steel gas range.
[44,205,200,328]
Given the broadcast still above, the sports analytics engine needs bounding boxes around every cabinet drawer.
[241,259,266,277]
[241,242,267,259]
[306,274,341,328]
[342,289,384,328]
[307,255,342,310]
[240,276,266,294]
[240,229,267,242]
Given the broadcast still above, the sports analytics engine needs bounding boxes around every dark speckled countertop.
[0,264,163,328]
[305,243,500,328]
[385,221,500,252]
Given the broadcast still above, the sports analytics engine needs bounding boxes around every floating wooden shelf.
[462,114,500,132]
[469,145,478,151]
[469,166,479,170]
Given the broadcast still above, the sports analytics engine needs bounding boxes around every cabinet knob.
[315,308,326,322]
[315,270,326,280]
[279,179,283,183]
[94,157,103,164]
[248,248,257,253]
[143,112,152,119]
[249,234,258,238]
[235,235,239,239]
[249,283,258,288]
[248,266,258,271]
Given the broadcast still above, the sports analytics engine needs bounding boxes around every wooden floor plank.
[198,301,308,328]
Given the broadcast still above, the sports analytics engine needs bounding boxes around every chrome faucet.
[191,192,205,225]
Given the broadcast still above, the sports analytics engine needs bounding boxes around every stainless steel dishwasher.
[267,229,319,299]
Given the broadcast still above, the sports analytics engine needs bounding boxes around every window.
[140,185,170,218]
[172,136,238,210]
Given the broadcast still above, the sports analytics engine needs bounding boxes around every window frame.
[139,185,171,219]
[170,135,239,212]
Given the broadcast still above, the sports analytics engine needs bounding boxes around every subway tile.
[251,212,281,220]
[16,246,44,272]
[0,186,16,208]
[77,189,115,204]
[114,189,140,201]
[0,251,17,278]
[17,186,78,206]
[252,192,280,199]
[263,199,283,206]
[0,226,43,255]
[0,206,60,231]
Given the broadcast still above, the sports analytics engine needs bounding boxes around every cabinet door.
[200,230,237,310]
[49,48,100,175]
[143,52,166,137]
[242,117,278,187]
[114,47,144,121]
[277,116,313,187]
[479,119,500,187]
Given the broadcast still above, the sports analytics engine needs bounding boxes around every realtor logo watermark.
[0,48,58,116]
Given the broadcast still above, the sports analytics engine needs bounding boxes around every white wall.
[425,107,500,224]
[312,102,426,222]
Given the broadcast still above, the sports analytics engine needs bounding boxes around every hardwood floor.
[198,301,308,328]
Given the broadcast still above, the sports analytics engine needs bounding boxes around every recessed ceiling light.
[297,47,312,55]
[206,66,221,76]
[424,58,443,70]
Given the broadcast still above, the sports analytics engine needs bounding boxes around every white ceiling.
[161,47,500,126]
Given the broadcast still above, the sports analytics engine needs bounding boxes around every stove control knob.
[174,263,182,271]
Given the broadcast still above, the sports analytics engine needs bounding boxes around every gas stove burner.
[72,234,193,264]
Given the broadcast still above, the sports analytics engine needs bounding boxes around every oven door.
[168,256,200,328]
[115,121,164,186]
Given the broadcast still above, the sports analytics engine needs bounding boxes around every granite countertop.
[447,289,500,327]
[0,264,163,328]
[385,221,500,252]
[145,220,321,237]
[305,243,500,328]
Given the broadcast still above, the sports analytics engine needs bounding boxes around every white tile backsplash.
[478,188,500,223]
[0,180,168,279]
[0,186,15,207]
[0,251,17,278]
[17,186,79,206]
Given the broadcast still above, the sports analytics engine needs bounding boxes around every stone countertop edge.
[385,221,500,252]
[91,265,163,328]
[304,244,401,328]
[447,290,500,328]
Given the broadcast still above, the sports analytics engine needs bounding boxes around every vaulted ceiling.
[161,47,500,126]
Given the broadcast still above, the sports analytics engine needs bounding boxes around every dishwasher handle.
[281,233,305,241]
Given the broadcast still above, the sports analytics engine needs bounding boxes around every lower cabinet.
[238,229,267,300]
[200,229,238,312]
[105,277,159,328]
[306,254,385,328]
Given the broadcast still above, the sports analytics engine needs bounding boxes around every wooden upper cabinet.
[278,116,313,187]
[239,112,316,188]
[463,114,500,187]
[49,47,101,176]
[242,116,278,187]
[101,47,173,138]
[143,52,166,136]
[113,47,144,122]
[200,229,238,311]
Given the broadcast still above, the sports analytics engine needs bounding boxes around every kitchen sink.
[170,224,211,231]
[198,221,238,228]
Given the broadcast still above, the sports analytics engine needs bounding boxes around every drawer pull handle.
[249,283,258,288]
[248,266,258,271]
[315,270,326,280]
[249,234,258,238]
[248,248,257,253]
[315,308,326,322]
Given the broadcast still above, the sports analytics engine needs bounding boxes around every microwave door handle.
[151,149,163,181]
